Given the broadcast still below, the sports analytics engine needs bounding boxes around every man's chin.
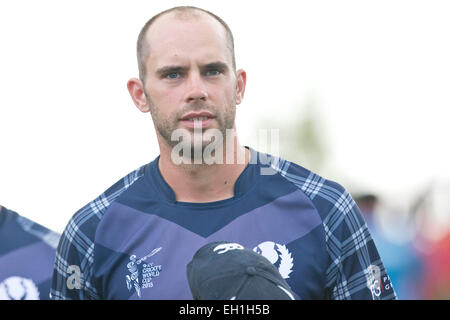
[167,139,224,165]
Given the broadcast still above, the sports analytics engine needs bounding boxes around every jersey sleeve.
[50,201,102,300]
[50,166,145,300]
[323,184,397,300]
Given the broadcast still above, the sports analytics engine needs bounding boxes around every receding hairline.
[137,6,236,82]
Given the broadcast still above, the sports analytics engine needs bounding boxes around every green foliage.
[256,97,327,173]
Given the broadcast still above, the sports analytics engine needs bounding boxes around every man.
[51,6,396,300]
[0,205,60,300]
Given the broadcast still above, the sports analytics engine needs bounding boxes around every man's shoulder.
[63,164,147,240]
[15,214,61,250]
[270,156,352,221]
[0,206,60,252]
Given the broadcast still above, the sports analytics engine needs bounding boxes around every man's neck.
[158,144,251,203]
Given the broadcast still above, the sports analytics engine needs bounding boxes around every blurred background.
[0,0,449,299]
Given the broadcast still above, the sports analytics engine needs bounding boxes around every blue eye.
[206,69,220,76]
[167,72,180,79]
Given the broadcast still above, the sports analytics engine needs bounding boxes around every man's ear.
[127,78,151,113]
[235,69,247,105]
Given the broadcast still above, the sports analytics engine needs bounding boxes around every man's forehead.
[144,11,231,67]
[145,11,228,51]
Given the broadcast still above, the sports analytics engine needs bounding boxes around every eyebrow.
[202,61,229,72]
[155,65,187,76]
[155,61,229,76]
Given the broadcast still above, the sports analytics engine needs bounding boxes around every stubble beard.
[145,91,236,165]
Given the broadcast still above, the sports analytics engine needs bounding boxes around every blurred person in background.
[421,232,450,299]
[0,205,60,300]
[355,194,425,299]
[410,182,450,299]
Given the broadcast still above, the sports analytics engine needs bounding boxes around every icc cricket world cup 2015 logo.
[126,247,162,298]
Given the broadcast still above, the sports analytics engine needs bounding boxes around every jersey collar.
[147,146,260,204]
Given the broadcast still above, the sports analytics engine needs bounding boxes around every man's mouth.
[180,112,216,128]
[185,116,210,122]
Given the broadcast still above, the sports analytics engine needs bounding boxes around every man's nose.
[185,72,208,102]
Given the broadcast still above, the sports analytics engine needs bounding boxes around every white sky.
[1,0,449,233]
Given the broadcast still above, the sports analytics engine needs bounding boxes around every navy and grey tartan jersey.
[51,147,397,300]
[0,206,60,300]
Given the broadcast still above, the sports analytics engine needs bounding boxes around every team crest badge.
[0,276,40,300]
[253,241,294,279]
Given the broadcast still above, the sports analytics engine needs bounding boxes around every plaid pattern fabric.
[51,154,396,300]
[50,166,145,300]
[16,214,60,250]
[273,159,397,300]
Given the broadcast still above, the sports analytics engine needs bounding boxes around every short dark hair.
[136,6,236,83]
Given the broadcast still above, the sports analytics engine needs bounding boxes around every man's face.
[142,13,243,152]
